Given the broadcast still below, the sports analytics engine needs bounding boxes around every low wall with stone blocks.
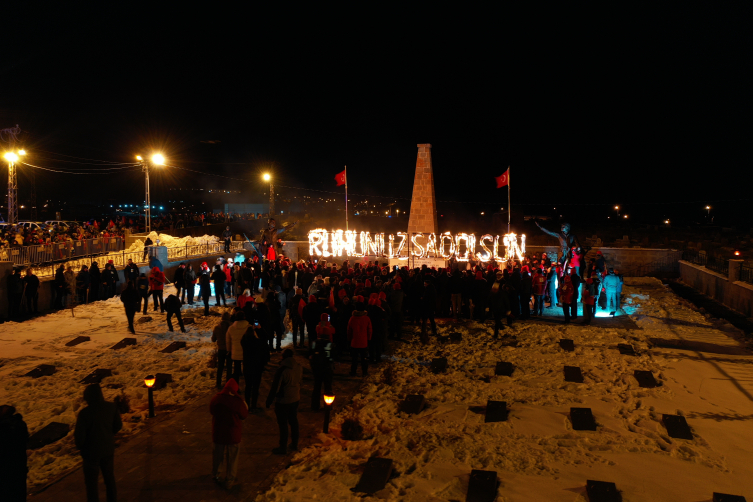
[679,260,753,317]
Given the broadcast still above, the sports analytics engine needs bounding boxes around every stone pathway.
[31,351,365,502]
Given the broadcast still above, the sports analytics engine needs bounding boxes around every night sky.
[2,5,750,225]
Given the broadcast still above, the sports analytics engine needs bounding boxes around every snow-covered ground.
[0,284,232,489]
[125,231,220,252]
[258,278,753,502]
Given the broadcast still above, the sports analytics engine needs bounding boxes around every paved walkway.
[32,351,365,502]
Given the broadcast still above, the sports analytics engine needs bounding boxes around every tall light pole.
[4,149,26,224]
[263,173,274,216]
[138,154,165,233]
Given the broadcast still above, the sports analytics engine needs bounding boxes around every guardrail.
[682,250,730,276]
[0,238,125,266]
[166,241,244,261]
[741,264,753,285]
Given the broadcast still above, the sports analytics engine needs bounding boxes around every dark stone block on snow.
[466,469,498,502]
[559,339,575,352]
[564,366,584,383]
[662,414,693,440]
[586,480,622,502]
[161,341,187,353]
[484,401,508,423]
[400,394,426,415]
[24,364,56,378]
[352,457,393,494]
[713,493,747,502]
[111,338,137,350]
[28,422,70,450]
[65,336,91,347]
[617,343,635,355]
[430,357,447,374]
[570,407,596,431]
[633,370,659,388]
[449,331,462,342]
[80,368,113,384]
[136,316,152,324]
[494,361,514,377]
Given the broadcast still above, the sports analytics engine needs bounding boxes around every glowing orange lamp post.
[145,374,156,418]
[323,393,335,433]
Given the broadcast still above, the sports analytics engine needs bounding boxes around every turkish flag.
[335,169,346,186]
[495,169,509,188]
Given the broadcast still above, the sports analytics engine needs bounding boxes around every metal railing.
[29,250,148,279]
[0,238,125,266]
[682,250,729,276]
[166,241,244,261]
[741,264,753,285]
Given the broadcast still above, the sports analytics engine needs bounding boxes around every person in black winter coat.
[7,268,23,318]
[74,384,122,502]
[76,266,90,304]
[420,277,438,344]
[120,281,140,334]
[387,283,405,340]
[266,292,283,351]
[173,263,185,301]
[53,264,67,309]
[101,263,118,300]
[241,323,270,410]
[471,271,489,321]
[124,259,139,284]
[136,273,150,314]
[143,236,153,262]
[23,268,40,315]
[519,269,532,320]
[89,262,101,302]
[164,294,186,332]
[211,265,227,307]
[0,404,29,502]
[199,271,212,316]
[489,272,512,337]
[366,298,385,363]
[183,266,196,304]
[302,295,322,349]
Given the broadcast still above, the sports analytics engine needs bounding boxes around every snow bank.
[126,231,219,252]
[257,278,753,501]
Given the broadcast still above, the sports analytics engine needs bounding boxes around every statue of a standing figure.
[535,221,581,267]
[249,218,298,261]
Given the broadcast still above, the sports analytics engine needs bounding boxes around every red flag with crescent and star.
[335,169,346,186]
[495,169,509,188]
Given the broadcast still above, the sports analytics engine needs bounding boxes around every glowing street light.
[152,154,165,165]
[4,149,26,224]
[145,374,156,418]
[262,173,274,216]
[623,215,628,219]
[137,153,166,233]
[705,205,711,215]
[323,393,335,433]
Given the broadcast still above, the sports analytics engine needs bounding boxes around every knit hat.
[392,283,401,290]
[378,291,387,301]
[338,289,347,298]
[320,313,329,322]
[221,378,239,395]
[309,295,316,303]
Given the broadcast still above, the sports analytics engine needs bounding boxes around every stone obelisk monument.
[403,143,446,267]
[407,144,438,236]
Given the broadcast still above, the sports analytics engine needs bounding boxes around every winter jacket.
[65,270,76,294]
[184,268,197,288]
[347,310,372,349]
[124,263,139,283]
[0,407,28,481]
[23,274,40,296]
[74,399,122,461]
[173,267,185,285]
[532,273,547,296]
[120,288,140,309]
[241,326,270,369]
[76,270,90,291]
[559,279,575,304]
[148,268,165,291]
[315,313,335,342]
[212,314,232,351]
[199,273,211,298]
[210,381,248,445]
[266,356,303,406]
[211,269,226,286]
[421,283,437,315]
[164,294,182,313]
[226,320,250,361]
[489,282,511,314]
[136,276,150,298]
[603,274,621,292]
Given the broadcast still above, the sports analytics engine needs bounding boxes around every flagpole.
[344,165,349,232]
[507,166,511,234]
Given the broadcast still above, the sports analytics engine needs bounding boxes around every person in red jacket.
[347,302,372,377]
[210,378,248,489]
[559,274,575,324]
[315,313,335,342]
[148,267,165,312]
[531,268,548,317]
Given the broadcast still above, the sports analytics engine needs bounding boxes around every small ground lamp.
[323,393,335,433]
[145,374,156,418]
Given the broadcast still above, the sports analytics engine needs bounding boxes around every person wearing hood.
[173,263,186,301]
[148,266,165,313]
[120,281,140,334]
[212,265,228,307]
[347,302,372,377]
[199,269,212,316]
[241,320,270,410]
[310,314,334,411]
[74,383,123,502]
[302,294,322,349]
[53,264,67,309]
[212,312,234,389]
[89,261,102,302]
[226,311,250,383]
[210,378,248,489]
[0,404,29,501]
[266,349,303,454]
[489,271,512,337]
[602,268,622,312]
[104,262,120,300]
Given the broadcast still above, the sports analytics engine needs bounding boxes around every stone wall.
[679,260,753,317]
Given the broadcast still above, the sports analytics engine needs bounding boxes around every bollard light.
[323,393,335,433]
[145,374,156,418]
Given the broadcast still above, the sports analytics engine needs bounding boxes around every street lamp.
[145,374,156,418]
[323,393,335,433]
[4,149,26,224]
[705,205,711,215]
[262,173,274,216]
[137,154,165,233]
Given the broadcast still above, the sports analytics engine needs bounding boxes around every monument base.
[389,257,448,270]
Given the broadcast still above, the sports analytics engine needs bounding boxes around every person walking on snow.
[266,349,302,455]
[148,267,165,312]
[210,378,248,490]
